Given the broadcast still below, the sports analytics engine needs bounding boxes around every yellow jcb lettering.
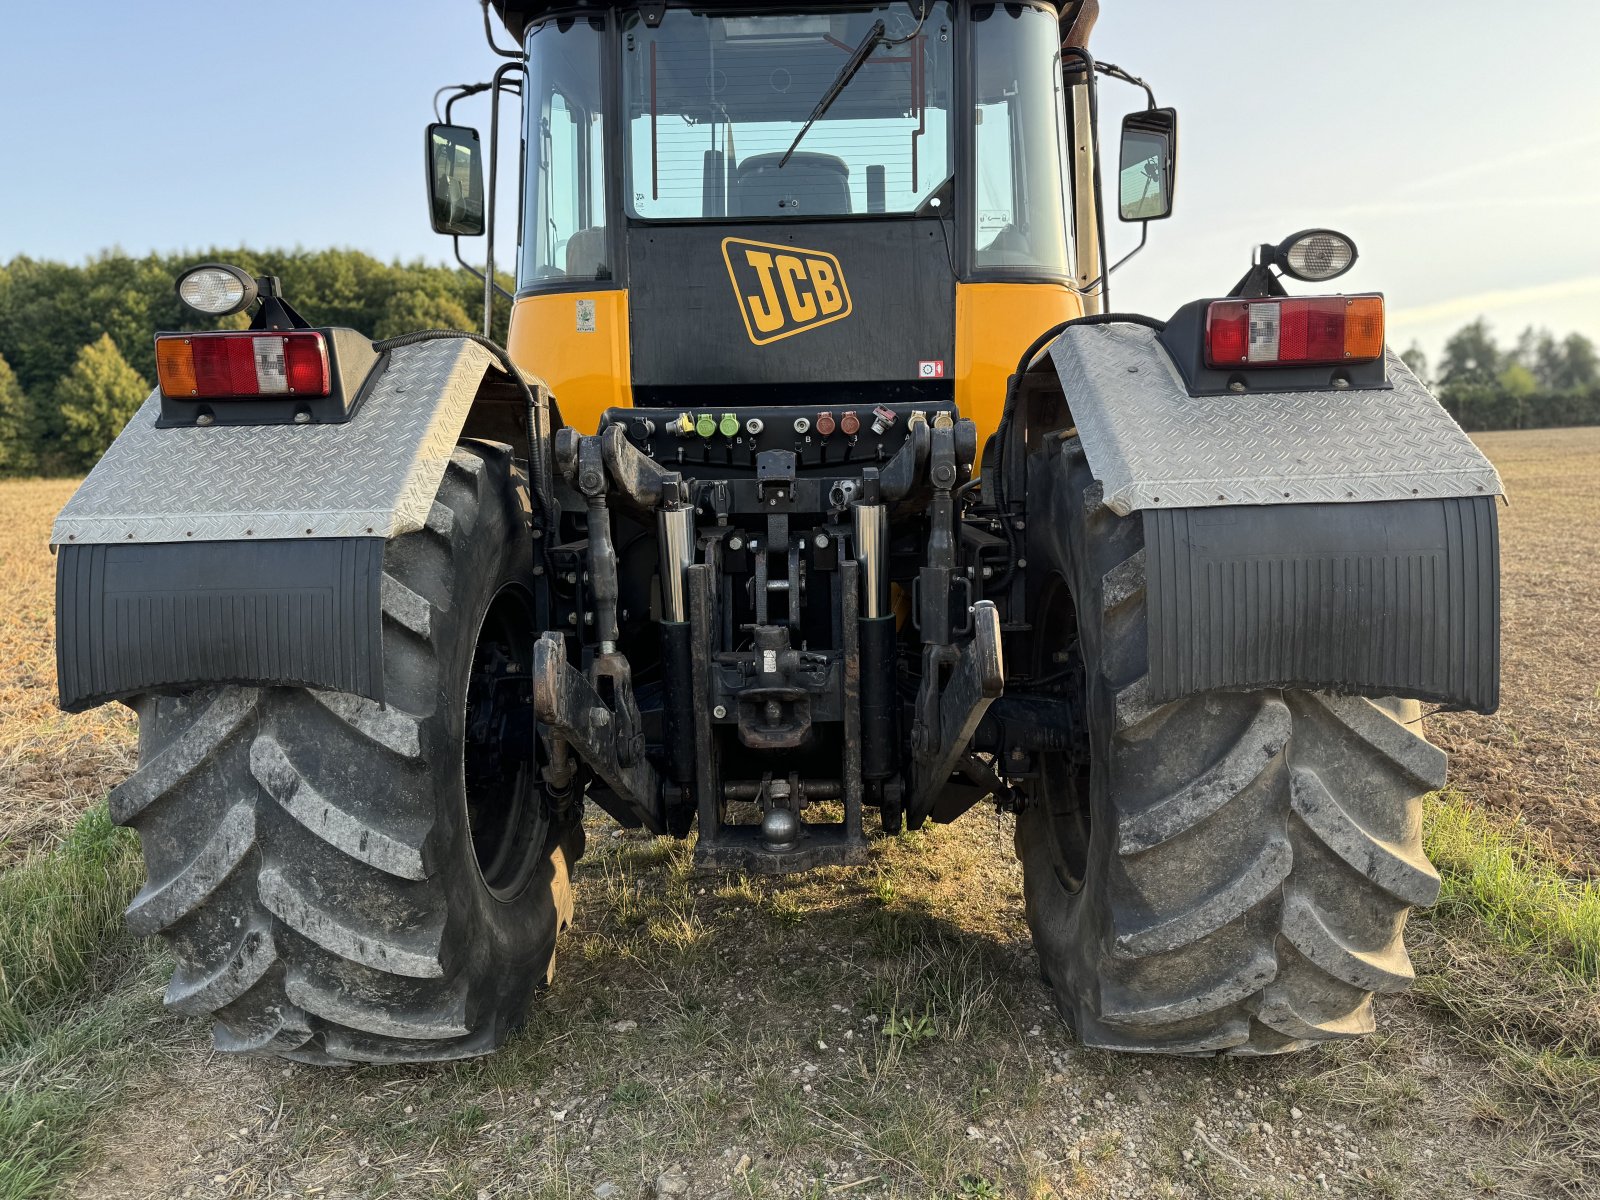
[808,259,844,316]
[743,250,786,334]
[776,255,817,324]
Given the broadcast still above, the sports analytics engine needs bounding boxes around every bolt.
[814,533,830,549]
[728,534,745,551]
[1016,557,1028,568]
[713,704,728,719]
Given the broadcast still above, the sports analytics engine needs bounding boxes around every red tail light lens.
[1205,295,1385,369]
[154,332,330,399]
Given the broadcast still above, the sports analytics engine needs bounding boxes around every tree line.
[1402,320,1600,433]
[2,249,1596,475]
[0,249,507,475]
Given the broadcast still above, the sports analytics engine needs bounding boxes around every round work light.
[175,263,259,317]
[1277,229,1358,284]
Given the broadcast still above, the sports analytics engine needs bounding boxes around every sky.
[2,1,1597,368]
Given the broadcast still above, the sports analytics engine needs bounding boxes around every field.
[2,429,1598,1200]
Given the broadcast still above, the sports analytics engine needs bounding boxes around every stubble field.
[1,429,1597,1200]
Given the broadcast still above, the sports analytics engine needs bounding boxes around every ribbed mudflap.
[56,538,384,712]
[1143,496,1499,713]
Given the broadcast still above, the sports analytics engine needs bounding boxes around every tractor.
[53,0,1503,1063]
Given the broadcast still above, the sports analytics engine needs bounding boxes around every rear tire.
[111,443,582,1064]
[1016,436,1446,1055]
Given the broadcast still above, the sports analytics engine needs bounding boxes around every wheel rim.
[462,582,550,901]
[1031,574,1092,895]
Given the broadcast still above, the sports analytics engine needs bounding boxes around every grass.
[0,806,160,1200]
[1426,789,1600,981]
[0,806,143,1040]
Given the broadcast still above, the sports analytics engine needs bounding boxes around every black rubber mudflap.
[1143,498,1499,713]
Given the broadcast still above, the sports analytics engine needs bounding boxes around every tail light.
[155,332,331,399]
[1205,295,1384,368]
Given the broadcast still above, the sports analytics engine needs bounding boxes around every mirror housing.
[425,123,486,237]
[1116,108,1178,222]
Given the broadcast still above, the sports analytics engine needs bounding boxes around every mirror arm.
[1104,220,1149,280]
[1094,60,1157,109]
[483,61,526,337]
[441,81,493,124]
[454,237,514,302]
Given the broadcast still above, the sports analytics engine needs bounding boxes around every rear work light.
[1205,295,1384,369]
[155,332,331,399]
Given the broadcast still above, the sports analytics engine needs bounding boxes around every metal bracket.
[533,632,665,833]
[907,601,1005,825]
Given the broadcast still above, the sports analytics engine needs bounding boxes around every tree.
[56,334,150,472]
[374,288,475,340]
[1399,342,1429,384]
[0,352,34,474]
[1556,332,1599,391]
[1438,318,1501,386]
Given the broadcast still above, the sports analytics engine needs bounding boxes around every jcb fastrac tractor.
[54,0,1503,1063]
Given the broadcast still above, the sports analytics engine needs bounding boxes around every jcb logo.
[722,238,852,346]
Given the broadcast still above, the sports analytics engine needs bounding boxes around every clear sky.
[3,1,1596,367]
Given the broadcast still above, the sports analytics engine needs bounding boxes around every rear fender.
[1042,321,1503,713]
[52,338,547,711]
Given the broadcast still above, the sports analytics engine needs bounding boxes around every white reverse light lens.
[1247,302,1280,363]
[1283,232,1355,282]
[252,336,289,394]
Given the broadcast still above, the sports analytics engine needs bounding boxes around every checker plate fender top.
[52,339,509,546]
[1046,322,1503,516]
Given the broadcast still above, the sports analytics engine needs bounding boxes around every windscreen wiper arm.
[780,20,886,167]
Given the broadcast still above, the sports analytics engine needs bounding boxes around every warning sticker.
[918,360,946,379]
[576,298,596,333]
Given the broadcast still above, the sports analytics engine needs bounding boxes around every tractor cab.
[433,0,1171,436]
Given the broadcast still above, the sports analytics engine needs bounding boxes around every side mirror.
[425,123,486,237]
[1117,108,1178,222]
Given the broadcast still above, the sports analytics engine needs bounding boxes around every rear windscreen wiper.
[779,20,886,167]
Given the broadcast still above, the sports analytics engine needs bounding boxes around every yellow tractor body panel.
[506,290,634,432]
[955,282,1084,444]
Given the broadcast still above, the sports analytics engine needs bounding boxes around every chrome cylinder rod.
[657,505,694,622]
[854,502,889,619]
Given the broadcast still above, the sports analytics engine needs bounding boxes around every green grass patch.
[1425,789,1600,981]
[0,806,143,1041]
[0,805,159,1199]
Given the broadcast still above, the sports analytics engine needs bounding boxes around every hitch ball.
[761,807,800,850]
